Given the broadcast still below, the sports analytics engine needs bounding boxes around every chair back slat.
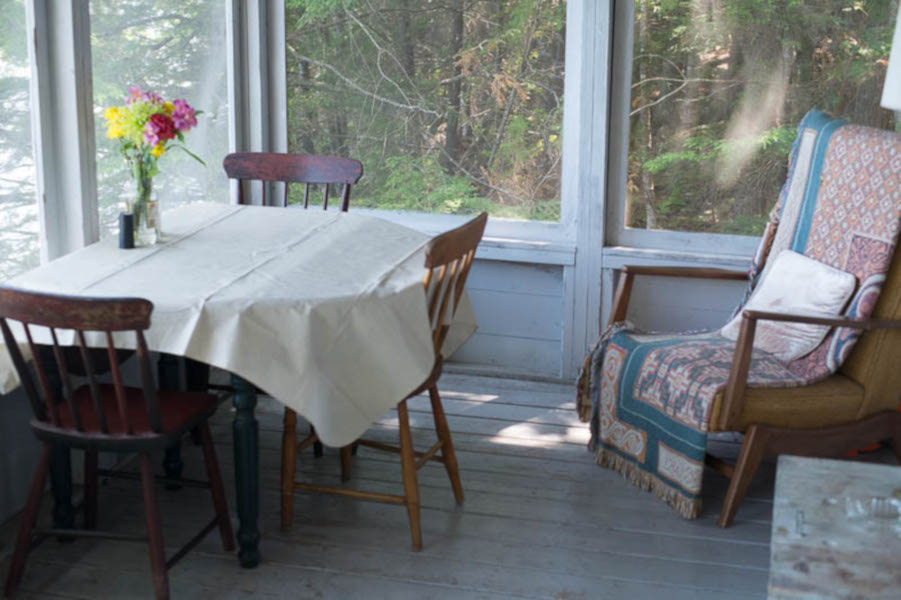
[422,213,488,355]
[0,286,157,440]
[105,332,132,434]
[76,330,108,434]
[135,331,162,433]
[49,329,81,431]
[0,318,48,422]
[340,184,351,212]
[22,324,60,426]
[224,152,363,211]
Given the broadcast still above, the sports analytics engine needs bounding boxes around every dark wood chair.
[280,212,488,550]
[0,287,234,600]
[222,151,364,459]
[223,152,363,210]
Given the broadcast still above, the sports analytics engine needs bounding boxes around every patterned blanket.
[576,110,901,518]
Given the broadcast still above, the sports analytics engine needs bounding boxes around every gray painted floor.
[1,373,777,599]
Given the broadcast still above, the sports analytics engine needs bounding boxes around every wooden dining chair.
[223,152,363,210]
[0,288,234,600]
[221,151,364,459]
[280,212,488,550]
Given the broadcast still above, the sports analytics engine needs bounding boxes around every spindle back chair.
[223,152,363,210]
[0,287,234,600]
[280,213,488,550]
[222,151,363,460]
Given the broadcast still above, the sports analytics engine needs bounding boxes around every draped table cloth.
[0,202,477,566]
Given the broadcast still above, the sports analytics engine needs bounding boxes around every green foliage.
[285,0,566,221]
[357,155,494,215]
[628,0,898,237]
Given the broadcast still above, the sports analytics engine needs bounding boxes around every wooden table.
[1,203,475,569]
[768,455,901,599]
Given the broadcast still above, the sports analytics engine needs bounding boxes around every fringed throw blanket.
[577,110,901,518]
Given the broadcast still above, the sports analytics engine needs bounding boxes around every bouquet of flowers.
[103,86,203,243]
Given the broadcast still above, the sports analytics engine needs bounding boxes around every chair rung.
[98,468,212,489]
[415,440,444,470]
[357,438,445,465]
[704,454,735,479]
[35,528,147,542]
[165,516,221,569]
[294,481,405,504]
[296,433,319,452]
[357,439,399,454]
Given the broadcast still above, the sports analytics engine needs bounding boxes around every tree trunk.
[638,0,657,229]
[443,0,465,173]
[399,0,415,78]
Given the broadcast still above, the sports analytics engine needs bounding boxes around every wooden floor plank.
[3,373,777,599]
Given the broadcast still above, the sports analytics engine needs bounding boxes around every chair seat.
[32,384,220,450]
[709,374,865,432]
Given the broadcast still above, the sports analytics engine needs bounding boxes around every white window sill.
[355,207,576,266]
[602,245,752,270]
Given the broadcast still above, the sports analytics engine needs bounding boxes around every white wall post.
[25,0,99,261]
[560,0,612,377]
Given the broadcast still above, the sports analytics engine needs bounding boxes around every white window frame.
[251,0,598,252]
[24,0,611,379]
[604,0,759,260]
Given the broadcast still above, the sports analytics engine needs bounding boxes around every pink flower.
[126,85,163,105]
[171,99,198,132]
[143,113,176,146]
[126,85,143,104]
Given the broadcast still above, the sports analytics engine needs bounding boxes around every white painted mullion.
[226,0,287,205]
[560,0,611,378]
[267,0,287,203]
[25,0,98,261]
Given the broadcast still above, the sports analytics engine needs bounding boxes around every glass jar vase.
[129,174,160,246]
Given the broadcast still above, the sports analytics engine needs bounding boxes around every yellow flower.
[106,123,124,139]
[162,102,174,115]
[151,142,166,157]
[103,106,122,122]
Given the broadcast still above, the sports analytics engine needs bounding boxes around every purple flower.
[171,99,198,132]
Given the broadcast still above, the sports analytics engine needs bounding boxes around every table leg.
[36,346,74,536]
[158,354,184,490]
[231,374,260,568]
[185,359,211,446]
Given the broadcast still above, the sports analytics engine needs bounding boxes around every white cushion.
[720,250,856,362]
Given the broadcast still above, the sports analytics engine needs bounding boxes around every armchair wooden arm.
[717,310,901,430]
[608,265,748,326]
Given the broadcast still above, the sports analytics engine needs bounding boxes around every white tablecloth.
[0,203,476,446]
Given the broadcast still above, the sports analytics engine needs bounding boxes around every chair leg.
[312,425,324,458]
[892,418,901,465]
[718,425,768,528]
[281,408,297,532]
[428,385,463,504]
[199,422,235,551]
[139,453,170,600]
[84,450,98,530]
[397,400,422,550]
[340,446,353,482]
[4,444,51,598]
